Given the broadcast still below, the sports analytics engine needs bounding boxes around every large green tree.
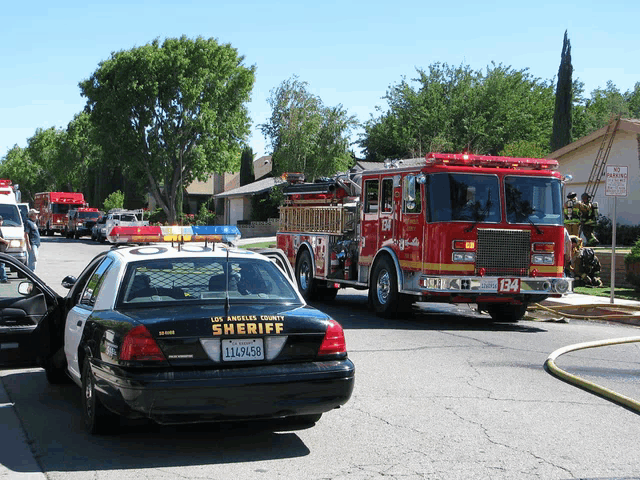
[260,76,357,180]
[550,30,573,152]
[360,63,554,161]
[80,36,256,223]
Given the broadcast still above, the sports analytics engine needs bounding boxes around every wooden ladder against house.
[584,113,622,199]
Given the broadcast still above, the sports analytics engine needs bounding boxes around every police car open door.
[0,254,62,368]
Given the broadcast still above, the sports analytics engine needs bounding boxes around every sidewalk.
[537,292,640,326]
[0,377,46,479]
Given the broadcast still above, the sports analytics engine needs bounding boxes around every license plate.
[498,278,521,293]
[480,279,498,290]
[221,338,264,361]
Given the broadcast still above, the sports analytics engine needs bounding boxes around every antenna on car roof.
[224,246,230,318]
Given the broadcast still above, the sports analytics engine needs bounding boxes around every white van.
[0,191,28,265]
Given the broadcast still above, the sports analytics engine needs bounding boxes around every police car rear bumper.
[419,276,572,295]
[92,359,355,424]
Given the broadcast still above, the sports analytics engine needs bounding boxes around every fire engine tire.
[296,249,317,300]
[371,256,399,318]
[484,303,528,323]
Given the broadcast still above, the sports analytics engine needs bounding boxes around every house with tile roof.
[549,118,640,225]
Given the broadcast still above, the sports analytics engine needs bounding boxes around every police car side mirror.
[18,282,33,296]
[61,275,77,289]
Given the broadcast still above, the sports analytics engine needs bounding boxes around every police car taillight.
[120,325,167,362]
[317,320,347,356]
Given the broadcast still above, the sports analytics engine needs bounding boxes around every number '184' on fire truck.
[277,152,572,322]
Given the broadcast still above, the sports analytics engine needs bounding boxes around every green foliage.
[239,146,255,186]
[148,207,167,225]
[360,63,554,161]
[260,76,358,180]
[195,203,216,225]
[103,190,124,211]
[250,185,283,221]
[499,140,549,158]
[550,31,573,151]
[594,215,640,247]
[80,35,256,224]
[624,238,640,290]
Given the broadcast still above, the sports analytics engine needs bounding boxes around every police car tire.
[81,358,117,434]
[44,357,70,385]
[371,256,399,318]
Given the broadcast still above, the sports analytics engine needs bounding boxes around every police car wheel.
[81,358,117,434]
[371,256,399,318]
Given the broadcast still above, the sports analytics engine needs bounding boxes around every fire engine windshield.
[429,174,500,223]
[51,204,72,214]
[78,211,100,219]
[505,176,563,225]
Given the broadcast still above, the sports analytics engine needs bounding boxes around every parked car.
[0,227,355,434]
[66,208,103,239]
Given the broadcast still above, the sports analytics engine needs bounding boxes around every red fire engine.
[277,152,572,322]
[34,192,86,236]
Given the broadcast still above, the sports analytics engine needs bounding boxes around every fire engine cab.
[277,152,572,322]
[34,192,86,236]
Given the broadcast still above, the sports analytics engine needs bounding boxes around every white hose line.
[544,337,640,414]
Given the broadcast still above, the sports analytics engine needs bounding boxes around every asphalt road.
[2,236,640,479]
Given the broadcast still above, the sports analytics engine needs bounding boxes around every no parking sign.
[605,165,628,197]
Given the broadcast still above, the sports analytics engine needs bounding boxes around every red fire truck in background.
[277,152,572,322]
[34,192,86,236]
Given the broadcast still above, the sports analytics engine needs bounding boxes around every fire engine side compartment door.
[360,178,380,269]
[378,177,395,248]
[398,174,425,283]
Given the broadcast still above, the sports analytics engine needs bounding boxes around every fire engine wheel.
[484,303,528,323]
[296,249,317,300]
[371,256,399,318]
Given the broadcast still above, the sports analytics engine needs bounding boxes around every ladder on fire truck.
[584,113,622,199]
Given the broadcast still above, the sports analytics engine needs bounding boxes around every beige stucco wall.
[557,130,640,225]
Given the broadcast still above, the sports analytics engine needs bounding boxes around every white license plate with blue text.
[222,338,264,361]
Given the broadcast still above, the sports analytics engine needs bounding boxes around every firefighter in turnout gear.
[564,192,580,237]
[578,192,599,246]
[570,235,603,287]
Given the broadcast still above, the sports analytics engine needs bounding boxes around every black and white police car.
[0,226,355,434]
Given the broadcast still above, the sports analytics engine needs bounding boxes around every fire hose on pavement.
[544,337,640,415]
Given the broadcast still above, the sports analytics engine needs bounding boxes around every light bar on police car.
[107,225,241,244]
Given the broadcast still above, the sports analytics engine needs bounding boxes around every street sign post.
[605,165,628,304]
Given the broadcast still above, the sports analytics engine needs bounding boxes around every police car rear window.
[117,257,300,307]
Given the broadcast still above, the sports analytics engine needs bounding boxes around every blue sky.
[2,0,639,159]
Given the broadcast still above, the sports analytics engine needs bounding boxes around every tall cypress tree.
[239,146,255,186]
[551,30,573,152]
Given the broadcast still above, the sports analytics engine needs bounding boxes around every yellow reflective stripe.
[530,265,563,274]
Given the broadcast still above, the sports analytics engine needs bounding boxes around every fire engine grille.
[476,229,530,277]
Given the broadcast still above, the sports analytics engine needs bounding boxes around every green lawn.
[574,285,640,301]
[239,241,277,249]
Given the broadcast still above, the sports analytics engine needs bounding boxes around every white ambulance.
[0,180,28,265]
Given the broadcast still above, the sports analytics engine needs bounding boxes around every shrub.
[624,237,640,290]
[195,204,216,226]
[594,216,640,246]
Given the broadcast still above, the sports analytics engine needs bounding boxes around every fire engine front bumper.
[419,276,572,296]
